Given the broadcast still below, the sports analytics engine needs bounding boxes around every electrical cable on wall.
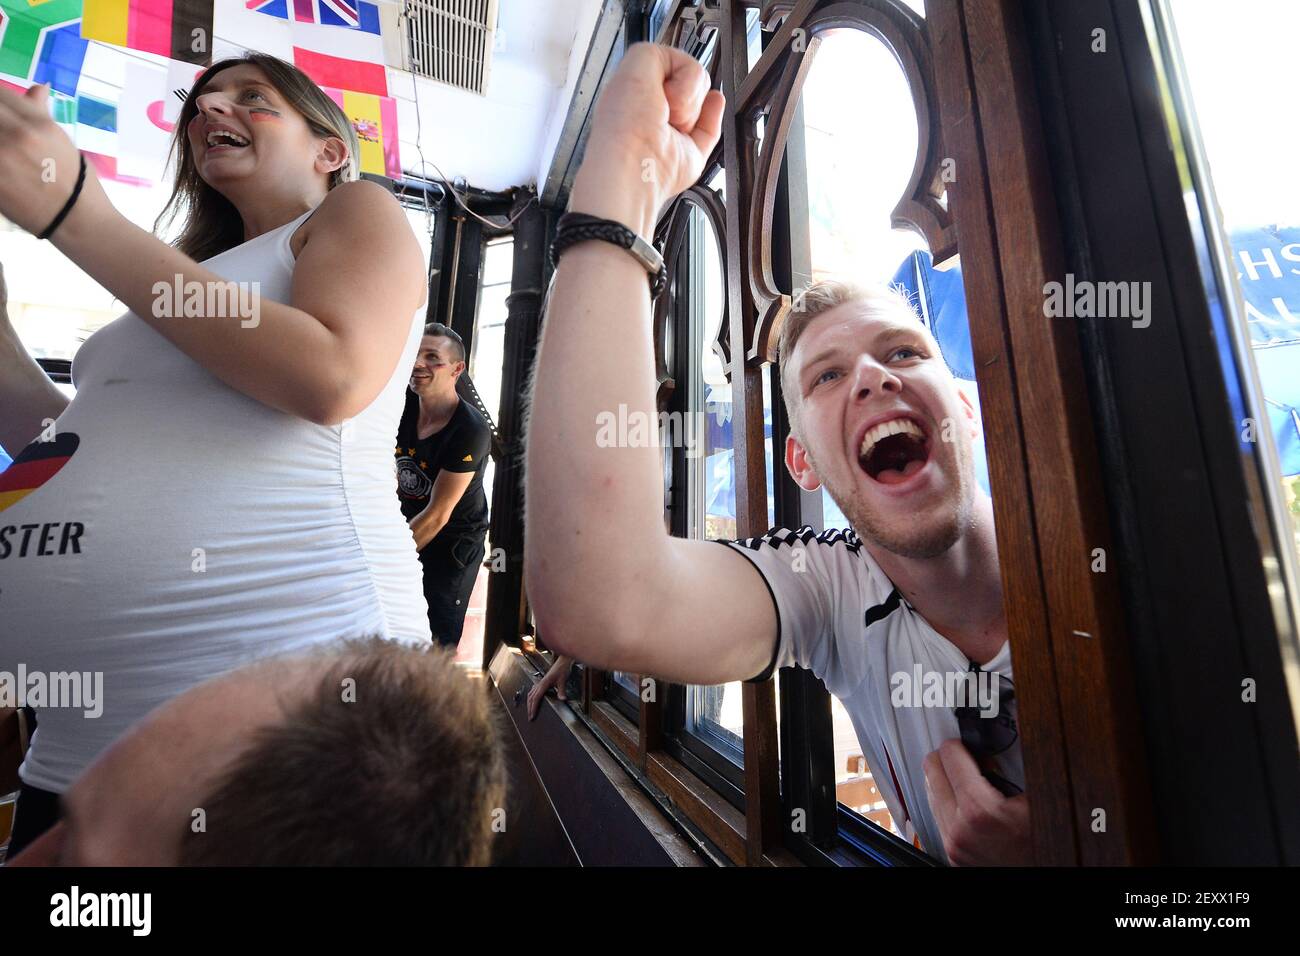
[406,61,534,230]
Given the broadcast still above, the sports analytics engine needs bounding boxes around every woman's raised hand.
[0,83,107,237]
[569,43,724,238]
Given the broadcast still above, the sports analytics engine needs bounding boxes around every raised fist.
[570,43,725,238]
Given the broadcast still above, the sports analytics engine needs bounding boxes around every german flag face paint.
[248,108,282,121]
[0,433,80,514]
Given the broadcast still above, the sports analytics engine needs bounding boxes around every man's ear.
[785,434,823,493]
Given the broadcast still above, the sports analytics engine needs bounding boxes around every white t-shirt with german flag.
[0,208,431,794]
[723,526,1024,864]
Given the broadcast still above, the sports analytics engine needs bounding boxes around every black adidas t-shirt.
[395,392,491,552]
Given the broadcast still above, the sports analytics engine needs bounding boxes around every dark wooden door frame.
[928,0,1157,864]
[1021,0,1300,864]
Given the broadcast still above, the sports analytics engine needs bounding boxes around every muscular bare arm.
[524,44,777,686]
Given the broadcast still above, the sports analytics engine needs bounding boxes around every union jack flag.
[246,0,380,32]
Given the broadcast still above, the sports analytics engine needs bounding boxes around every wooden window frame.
[600,0,1159,867]
[517,0,1300,866]
[479,0,1300,865]
[1017,0,1300,862]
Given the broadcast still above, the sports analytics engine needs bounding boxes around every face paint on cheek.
[248,108,282,121]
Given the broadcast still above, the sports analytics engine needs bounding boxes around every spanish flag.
[0,432,79,514]
[81,0,215,66]
[323,86,400,178]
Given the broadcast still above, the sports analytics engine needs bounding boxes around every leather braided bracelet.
[550,212,667,299]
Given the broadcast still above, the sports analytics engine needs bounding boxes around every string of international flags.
[0,0,403,182]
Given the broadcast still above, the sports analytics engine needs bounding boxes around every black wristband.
[551,212,667,299]
[37,154,87,241]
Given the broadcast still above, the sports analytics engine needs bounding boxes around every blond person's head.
[777,281,980,559]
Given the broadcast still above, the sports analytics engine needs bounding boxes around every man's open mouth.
[858,417,930,485]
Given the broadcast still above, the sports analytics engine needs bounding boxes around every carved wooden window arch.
[620,0,971,866]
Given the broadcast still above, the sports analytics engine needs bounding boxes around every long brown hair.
[154,52,361,262]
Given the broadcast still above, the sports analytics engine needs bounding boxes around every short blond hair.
[777,281,924,439]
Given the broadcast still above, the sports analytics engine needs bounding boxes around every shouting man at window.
[525,44,1029,865]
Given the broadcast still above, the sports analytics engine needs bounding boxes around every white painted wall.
[533,0,605,190]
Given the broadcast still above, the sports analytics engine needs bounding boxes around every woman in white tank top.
[0,53,432,844]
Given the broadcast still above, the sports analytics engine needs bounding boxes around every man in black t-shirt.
[395,323,491,648]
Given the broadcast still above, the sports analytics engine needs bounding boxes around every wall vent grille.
[400,0,497,96]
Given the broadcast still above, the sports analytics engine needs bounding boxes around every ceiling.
[389,0,605,193]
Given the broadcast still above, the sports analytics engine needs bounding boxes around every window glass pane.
[707,166,725,202]
[648,0,672,42]
[790,29,1020,860]
[470,238,512,425]
[456,237,511,668]
[1166,0,1300,565]
[746,6,763,72]
[613,671,639,696]
[1155,1,1300,748]
[831,697,904,838]
[686,684,744,758]
[692,205,732,538]
[683,204,753,765]
[764,368,776,527]
[479,234,514,288]
[404,204,435,280]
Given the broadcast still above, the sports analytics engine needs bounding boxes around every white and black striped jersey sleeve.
[719,526,867,685]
